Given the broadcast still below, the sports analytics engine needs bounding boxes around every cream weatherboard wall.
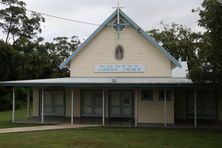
[70,26,172,77]
[32,88,39,116]
[65,88,81,117]
[137,89,174,124]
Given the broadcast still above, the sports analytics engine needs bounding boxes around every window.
[113,24,126,32]
[112,18,126,32]
[159,90,171,101]
[115,45,124,60]
[141,90,153,101]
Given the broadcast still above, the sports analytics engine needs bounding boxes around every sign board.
[94,64,145,73]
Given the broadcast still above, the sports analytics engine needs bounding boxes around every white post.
[71,89,74,125]
[194,89,197,128]
[12,88,15,123]
[26,89,30,118]
[102,89,105,126]
[134,89,138,127]
[41,88,44,124]
[164,90,167,127]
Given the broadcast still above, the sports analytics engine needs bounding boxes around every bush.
[0,87,27,111]
[0,94,12,111]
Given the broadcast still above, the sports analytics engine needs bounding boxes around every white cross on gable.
[112,1,124,25]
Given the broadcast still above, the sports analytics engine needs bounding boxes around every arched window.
[115,45,124,60]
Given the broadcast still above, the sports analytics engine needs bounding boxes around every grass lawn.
[0,127,222,148]
[0,109,40,128]
[0,110,222,148]
[0,109,25,128]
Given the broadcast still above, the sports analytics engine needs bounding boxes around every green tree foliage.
[0,40,22,111]
[0,40,20,80]
[148,23,204,81]
[148,0,222,83]
[0,0,45,43]
[0,35,80,111]
[53,36,80,62]
[0,0,80,111]
[12,36,80,79]
[196,0,222,83]
[148,23,200,63]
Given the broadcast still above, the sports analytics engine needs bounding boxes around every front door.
[81,90,102,117]
[109,90,133,118]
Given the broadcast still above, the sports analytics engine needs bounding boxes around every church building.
[1,8,220,128]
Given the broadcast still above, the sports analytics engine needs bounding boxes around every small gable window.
[113,18,126,32]
[115,45,124,60]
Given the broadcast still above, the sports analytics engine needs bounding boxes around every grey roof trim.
[59,9,181,69]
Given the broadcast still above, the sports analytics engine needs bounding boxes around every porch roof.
[0,77,193,88]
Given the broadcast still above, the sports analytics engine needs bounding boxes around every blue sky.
[1,0,203,42]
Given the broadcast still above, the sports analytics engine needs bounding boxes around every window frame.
[141,90,154,101]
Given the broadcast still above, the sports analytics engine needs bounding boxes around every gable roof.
[59,9,181,69]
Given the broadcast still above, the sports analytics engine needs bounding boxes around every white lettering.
[94,64,145,73]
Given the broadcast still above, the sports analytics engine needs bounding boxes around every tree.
[195,0,222,83]
[0,40,20,80]
[0,1,81,111]
[0,40,22,111]
[11,36,80,79]
[148,23,203,80]
[0,0,45,43]
[52,36,80,62]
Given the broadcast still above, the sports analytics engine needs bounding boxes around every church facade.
[1,9,221,127]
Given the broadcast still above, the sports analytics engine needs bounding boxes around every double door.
[81,90,134,118]
[81,90,102,117]
[109,90,133,118]
[43,90,65,116]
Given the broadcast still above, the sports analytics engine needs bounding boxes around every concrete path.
[0,124,100,134]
